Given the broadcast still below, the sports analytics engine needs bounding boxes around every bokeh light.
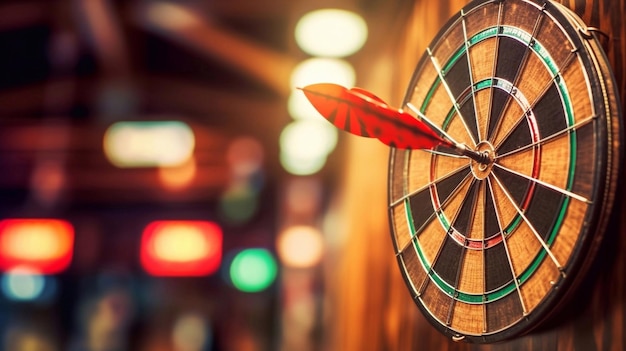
[285,178,322,215]
[226,136,264,179]
[229,248,277,293]
[290,57,355,89]
[1,267,46,301]
[0,219,74,274]
[172,313,212,351]
[280,152,328,176]
[158,156,197,190]
[287,89,325,121]
[218,182,259,225]
[2,222,69,261]
[140,221,222,276]
[295,9,368,57]
[280,120,337,160]
[30,158,66,206]
[152,227,210,262]
[279,120,337,175]
[146,2,199,30]
[103,121,195,168]
[277,226,324,268]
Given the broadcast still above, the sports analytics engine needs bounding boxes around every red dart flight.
[298,83,454,150]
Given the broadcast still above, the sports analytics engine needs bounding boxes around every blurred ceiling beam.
[202,0,292,19]
[0,122,229,152]
[0,80,70,117]
[0,122,231,202]
[0,1,51,30]
[0,75,287,138]
[0,76,283,126]
[136,2,296,97]
[75,0,131,78]
[140,76,285,128]
[0,165,231,204]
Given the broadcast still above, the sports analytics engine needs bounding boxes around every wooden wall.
[322,0,626,350]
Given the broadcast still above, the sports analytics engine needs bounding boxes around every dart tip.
[296,86,311,94]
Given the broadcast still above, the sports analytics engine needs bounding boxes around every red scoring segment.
[140,220,223,276]
[0,219,74,274]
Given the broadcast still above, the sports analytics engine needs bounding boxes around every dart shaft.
[454,143,491,164]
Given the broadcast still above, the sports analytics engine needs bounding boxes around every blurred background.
[0,0,410,350]
[3,0,625,351]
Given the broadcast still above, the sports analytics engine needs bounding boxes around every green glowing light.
[229,249,277,292]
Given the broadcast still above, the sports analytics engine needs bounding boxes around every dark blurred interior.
[4,0,625,350]
[0,0,410,350]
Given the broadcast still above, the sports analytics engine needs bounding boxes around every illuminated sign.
[140,221,222,276]
[0,219,74,274]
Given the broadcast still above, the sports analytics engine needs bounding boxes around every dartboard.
[388,0,622,343]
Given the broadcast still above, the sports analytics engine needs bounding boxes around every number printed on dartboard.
[388,0,622,343]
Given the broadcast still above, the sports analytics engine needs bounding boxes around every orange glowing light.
[0,219,74,274]
[140,221,222,276]
[158,156,197,190]
[277,225,324,268]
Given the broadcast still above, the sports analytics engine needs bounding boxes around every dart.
[298,83,490,164]
[298,83,450,149]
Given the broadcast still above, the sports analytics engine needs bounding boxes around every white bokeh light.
[295,9,368,58]
[103,121,195,168]
[279,151,327,176]
[279,119,338,175]
[280,120,338,160]
[290,58,355,89]
[288,89,325,121]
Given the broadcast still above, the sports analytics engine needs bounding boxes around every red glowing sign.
[140,221,222,276]
[0,219,74,274]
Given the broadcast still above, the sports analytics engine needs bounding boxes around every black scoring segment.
[434,167,471,206]
[484,182,502,238]
[446,53,479,143]
[409,167,470,235]
[532,83,568,139]
[491,166,531,209]
[495,37,528,83]
[445,52,471,100]
[488,37,529,142]
[459,99,480,143]
[485,241,515,292]
[452,181,480,235]
[488,88,511,140]
[572,122,596,197]
[525,186,565,241]
[496,118,533,156]
[485,289,524,330]
[432,234,464,287]
[409,188,436,236]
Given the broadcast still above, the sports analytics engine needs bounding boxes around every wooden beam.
[135,2,296,97]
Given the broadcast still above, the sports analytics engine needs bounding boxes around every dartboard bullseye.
[388,0,622,343]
